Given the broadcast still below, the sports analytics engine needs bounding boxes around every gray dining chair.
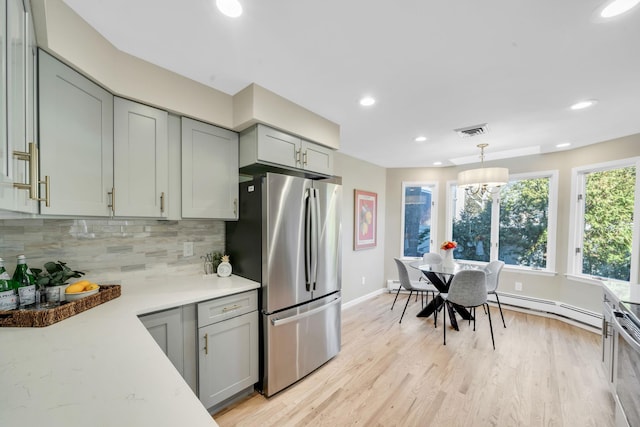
[418,252,443,303]
[441,269,495,349]
[393,258,437,323]
[484,260,506,328]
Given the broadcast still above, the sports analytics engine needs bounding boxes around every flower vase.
[442,249,455,269]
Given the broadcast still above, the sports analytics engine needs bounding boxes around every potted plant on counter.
[31,261,85,302]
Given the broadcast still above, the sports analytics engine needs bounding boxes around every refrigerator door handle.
[270,297,342,326]
[311,188,320,290]
[304,188,312,292]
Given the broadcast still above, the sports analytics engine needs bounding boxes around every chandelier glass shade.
[457,144,509,197]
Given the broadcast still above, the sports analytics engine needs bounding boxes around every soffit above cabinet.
[30,0,340,151]
[233,84,340,150]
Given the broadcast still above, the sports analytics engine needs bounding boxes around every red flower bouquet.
[440,240,457,250]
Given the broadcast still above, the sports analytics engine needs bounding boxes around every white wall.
[333,152,387,304]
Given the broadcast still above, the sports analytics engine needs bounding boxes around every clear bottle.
[12,255,36,308]
[0,258,18,310]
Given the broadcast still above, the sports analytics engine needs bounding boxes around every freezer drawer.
[262,293,341,396]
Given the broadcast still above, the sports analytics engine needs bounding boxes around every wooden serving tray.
[0,284,121,328]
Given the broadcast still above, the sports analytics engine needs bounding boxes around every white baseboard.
[342,288,386,310]
[353,284,602,333]
[489,292,601,332]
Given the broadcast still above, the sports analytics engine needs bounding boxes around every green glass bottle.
[12,255,36,308]
[0,258,18,310]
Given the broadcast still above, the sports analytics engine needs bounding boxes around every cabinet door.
[198,310,258,409]
[181,117,238,219]
[256,124,300,170]
[1,0,37,213]
[301,140,333,176]
[114,97,168,218]
[39,50,114,216]
[0,1,10,210]
[140,307,184,377]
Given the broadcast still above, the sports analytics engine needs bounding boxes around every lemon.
[84,283,99,291]
[65,282,88,294]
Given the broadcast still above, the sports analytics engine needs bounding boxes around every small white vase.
[442,250,455,269]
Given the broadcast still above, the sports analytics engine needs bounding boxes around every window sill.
[564,274,606,287]
[503,265,557,277]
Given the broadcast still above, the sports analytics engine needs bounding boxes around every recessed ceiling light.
[359,96,376,107]
[216,0,243,18]
[414,136,427,142]
[570,99,598,110]
[433,161,443,166]
[556,142,572,148]
[600,0,640,18]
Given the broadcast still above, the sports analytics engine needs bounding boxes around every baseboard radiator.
[386,280,602,330]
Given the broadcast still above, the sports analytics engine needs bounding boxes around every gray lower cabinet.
[197,291,259,410]
[140,290,258,410]
[139,305,198,394]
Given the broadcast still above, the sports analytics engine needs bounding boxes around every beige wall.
[385,134,640,312]
[334,152,387,304]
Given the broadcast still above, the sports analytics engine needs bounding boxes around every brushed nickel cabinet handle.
[204,333,209,355]
[41,175,50,207]
[13,143,49,206]
[295,149,301,164]
[222,304,241,313]
[160,192,165,213]
[233,198,238,216]
[107,187,115,213]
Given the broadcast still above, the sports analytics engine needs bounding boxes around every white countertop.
[0,273,260,427]
[603,280,640,304]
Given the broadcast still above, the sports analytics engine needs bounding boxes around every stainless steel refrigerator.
[225,172,342,397]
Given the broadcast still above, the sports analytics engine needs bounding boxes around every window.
[570,159,638,282]
[401,182,437,257]
[448,171,557,271]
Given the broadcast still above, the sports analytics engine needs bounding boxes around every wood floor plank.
[214,293,615,427]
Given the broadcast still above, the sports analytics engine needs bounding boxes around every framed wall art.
[354,189,377,250]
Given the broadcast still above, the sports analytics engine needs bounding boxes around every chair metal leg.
[495,293,506,328]
[391,285,402,310]
[399,290,413,324]
[486,303,495,350]
[472,307,476,331]
[443,301,447,345]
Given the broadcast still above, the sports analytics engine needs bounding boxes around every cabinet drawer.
[197,290,257,327]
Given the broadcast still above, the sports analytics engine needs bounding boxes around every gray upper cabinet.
[181,117,238,219]
[239,124,333,177]
[39,50,114,216]
[114,97,169,218]
[1,0,38,213]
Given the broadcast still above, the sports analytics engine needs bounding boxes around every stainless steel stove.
[613,300,640,427]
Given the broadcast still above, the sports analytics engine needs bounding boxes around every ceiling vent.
[454,123,488,138]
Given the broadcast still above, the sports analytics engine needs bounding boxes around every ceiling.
[61,0,640,168]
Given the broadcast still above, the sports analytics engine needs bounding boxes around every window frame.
[567,157,640,284]
[446,170,558,273]
[400,181,438,259]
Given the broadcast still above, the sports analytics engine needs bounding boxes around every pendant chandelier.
[457,143,509,197]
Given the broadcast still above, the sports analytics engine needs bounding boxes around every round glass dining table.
[410,262,476,330]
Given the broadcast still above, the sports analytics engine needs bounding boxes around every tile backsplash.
[0,218,225,284]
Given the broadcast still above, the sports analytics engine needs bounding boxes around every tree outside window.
[580,166,635,281]
[450,173,555,270]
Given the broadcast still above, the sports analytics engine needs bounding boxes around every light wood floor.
[214,293,615,427]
